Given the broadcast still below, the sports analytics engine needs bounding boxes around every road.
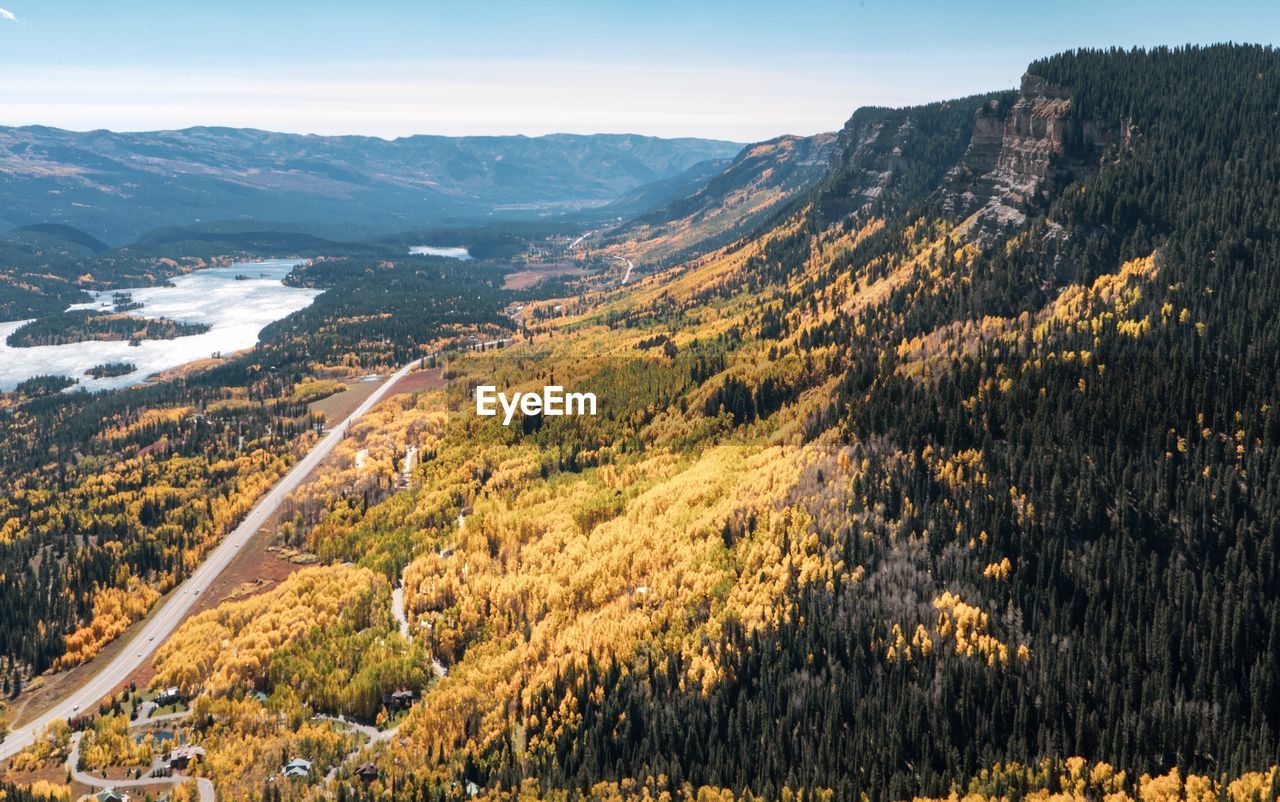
[390,585,411,640]
[390,568,448,680]
[65,717,216,802]
[315,715,405,784]
[614,256,634,284]
[0,360,420,762]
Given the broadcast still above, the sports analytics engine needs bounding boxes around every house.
[383,689,416,710]
[355,762,379,783]
[96,790,128,802]
[167,745,206,771]
[283,757,312,779]
[154,687,182,707]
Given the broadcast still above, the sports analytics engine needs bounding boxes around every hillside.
[4,42,1280,802]
[603,131,840,264]
[0,128,743,244]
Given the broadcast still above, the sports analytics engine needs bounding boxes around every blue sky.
[0,0,1276,140]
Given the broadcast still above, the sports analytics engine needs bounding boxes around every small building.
[154,687,182,707]
[96,790,128,802]
[168,745,206,771]
[383,689,416,710]
[355,762,379,783]
[283,757,312,779]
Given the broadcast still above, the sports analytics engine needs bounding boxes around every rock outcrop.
[942,74,1128,242]
[809,97,988,225]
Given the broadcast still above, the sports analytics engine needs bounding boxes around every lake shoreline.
[0,259,320,392]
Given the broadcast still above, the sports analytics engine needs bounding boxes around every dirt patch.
[389,367,445,395]
[503,263,587,290]
[308,379,381,427]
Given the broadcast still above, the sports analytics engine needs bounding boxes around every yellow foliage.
[152,565,386,695]
[167,780,203,802]
[396,440,829,766]
[57,581,161,669]
[982,557,1012,580]
[895,253,1160,379]
[8,720,71,772]
[289,378,345,404]
[95,405,193,443]
[1227,768,1278,802]
[909,759,1279,802]
[184,695,361,802]
[9,781,72,801]
[884,623,935,663]
[933,591,1011,667]
[78,714,152,770]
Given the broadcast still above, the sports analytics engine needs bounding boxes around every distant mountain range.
[0,127,743,244]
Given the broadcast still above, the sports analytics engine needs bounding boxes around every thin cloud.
[0,7,16,21]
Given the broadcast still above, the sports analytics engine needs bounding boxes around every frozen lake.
[409,245,471,260]
[0,259,321,392]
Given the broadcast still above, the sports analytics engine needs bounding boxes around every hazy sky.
[1,1,1276,141]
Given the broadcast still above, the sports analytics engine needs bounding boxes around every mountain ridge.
[0,126,744,244]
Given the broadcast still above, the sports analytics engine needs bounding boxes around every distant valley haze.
[2,0,1275,244]
[0,126,746,243]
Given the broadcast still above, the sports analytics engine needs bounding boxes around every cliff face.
[942,75,1127,240]
[804,97,988,227]
[826,112,913,205]
[611,73,1129,265]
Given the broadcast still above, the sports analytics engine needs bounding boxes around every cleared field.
[389,366,445,394]
[308,378,382,426]
[503,263,588,289]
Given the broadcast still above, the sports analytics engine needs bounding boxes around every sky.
[0,0,1277,141]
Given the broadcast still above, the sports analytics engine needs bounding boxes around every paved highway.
[0,360,419,761]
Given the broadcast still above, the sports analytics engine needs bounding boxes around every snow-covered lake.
[0,259,321,392]
[409,245,471,260]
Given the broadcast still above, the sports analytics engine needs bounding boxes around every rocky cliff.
[942,74,1129,240]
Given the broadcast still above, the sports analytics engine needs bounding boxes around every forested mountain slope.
[603,132,840,264]
[9,43,1280,802]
